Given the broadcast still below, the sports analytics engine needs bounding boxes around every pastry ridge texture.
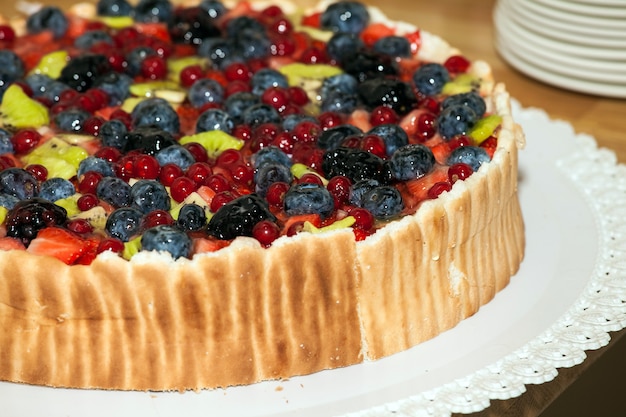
[0,1,525,391]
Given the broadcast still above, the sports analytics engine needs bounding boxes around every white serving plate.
[495,38,626,98]
[533,0,626,18]
[502,0,626,41]
[494,11,626,84]
[3,101,626,416]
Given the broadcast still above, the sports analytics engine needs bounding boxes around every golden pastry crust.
[0,0,525,392]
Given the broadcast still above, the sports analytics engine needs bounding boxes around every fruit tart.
[0,0,525,391]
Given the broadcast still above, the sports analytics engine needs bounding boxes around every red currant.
[142,209,174,228]
[427,181,452,199]
[141,55,167,80]
[204,173,232,192]
[186,162,213,185]
[444,55,471,74]
[261,87,290,112]
[0,25,16,42]
[159,163,184,187]
[448,163,473,183]
[11,129,41,154]
[184,142,208,163]
[351,207,375,231]
[180,64,204,88]
[287,86,309,106]
[292,120,321,143]
[78,171,104,194]
[210,190,236,212]
[97,237,125,254]
[369,105,399,126]
[25,164,48,182]
[224,62,251,82]
[95,146,122,163]
[252,219,281,247]
[170,176,197,202]
[134,154,160,179]
[361,134,387,158]
[327,175,352,207]
[67,218,94,234]
[265,181,290,207]
[299,172,323,185]
[77,193,99,211]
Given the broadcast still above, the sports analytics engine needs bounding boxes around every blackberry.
[169,6,221,45]
[58,54,111,93]
[322,147,385,183]
[5,198,68,245]
[123,126,177,155]
[342,51,398,83]
[206,194,276,240]
[357,78,416,115]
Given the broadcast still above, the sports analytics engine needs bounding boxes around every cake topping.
[0,0,502,263]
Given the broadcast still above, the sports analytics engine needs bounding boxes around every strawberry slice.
[301,11,322,28]
[74,237,101,265]
[360,23,395,47]
[403,165,450,207]
[480,136,498,159]
[27,227,87,265]
[0,237,26,251]
[192,237,230,254]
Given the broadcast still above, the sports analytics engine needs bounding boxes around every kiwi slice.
[179,131,244,159]
[470,114,503,144]
[30,50,69,79]
[0,85,49,129]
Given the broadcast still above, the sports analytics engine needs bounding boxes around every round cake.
[0,0,525,391]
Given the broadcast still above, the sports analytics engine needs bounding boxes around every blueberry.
[97,176,131,208]
[59,54,111,93]
[367,124,409,157]
[99,119,129,149]
[0,50,25,82]
[342,51,398,82]
[320,1,369,34]
[26,6,69,39]
[94,72,133,105]
[123,126,177,155]
[141,225,192,259]
[199,0,227,18]
[225,16,266,38]
[326,32,364,63]
[77,156,114,178]
[38,178,76,202]
[131,97,180,134]
[389,144,435,181]
[282,114,316,132]
[97,0,134,16]
[373,36,411,58]
[317,124,363,151]
[348,179,380,206]
[223,92,260,123]
[361,186,403,219]
[446,146,491,172]
[320,73,359,114]
[0,77,9,101]
[441,92,486,119]
[251,146,292,169]
[254,162,293,197]
[0,168,39,200]
[250,68,288,96]
[0,193,19,209]
[437,104,478,139]
[156,145,195,170]
[235,31,271,61]
[125,46,157,76]
[134,0,174,23]
[188,78,224,108]
[74,30,114,50]
[413,63,450,97]
[241,103,281,127]
[284,183,334,219]
[25,74,70,103]
[54,109,91,132]
[197,38,240,69]
[130,179,171,214]
[176,203,207,232]
[195,108,234,134]
[357,78,416,115]
[6,198,68,244]
[0,128,14,154]
[322,147,385,183]
[105,207,143,241]
[206,194,276,240]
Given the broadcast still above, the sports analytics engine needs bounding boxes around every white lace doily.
[341,100,626,416]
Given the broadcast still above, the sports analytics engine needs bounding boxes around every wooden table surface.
[10,0,626,415]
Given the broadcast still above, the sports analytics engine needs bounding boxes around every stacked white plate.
[494,0,626,98]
